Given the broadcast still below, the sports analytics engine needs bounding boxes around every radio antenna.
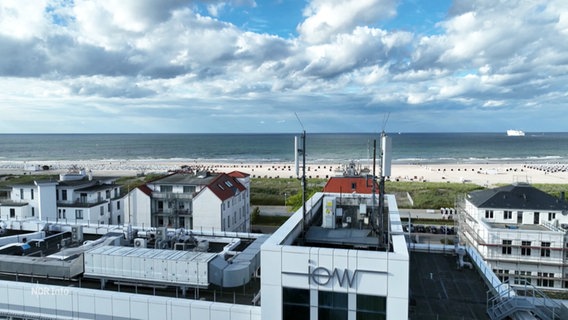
[381,112,390,133]
[294,113,307,239]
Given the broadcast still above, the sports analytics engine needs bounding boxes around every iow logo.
[309,266,357,288]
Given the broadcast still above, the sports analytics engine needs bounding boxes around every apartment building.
[125,170,251,232]
[460,182,568,291]
[0,170,123,225]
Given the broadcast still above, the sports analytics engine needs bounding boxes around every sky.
[0,0,567,133]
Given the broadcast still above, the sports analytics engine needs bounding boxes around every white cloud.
[0,0,567,133]
[298,0,397,44]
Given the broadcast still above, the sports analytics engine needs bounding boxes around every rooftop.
[409,251,488,319]
[467,182,568,211]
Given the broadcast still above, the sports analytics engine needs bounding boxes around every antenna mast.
[294,113,307,238]
[378,114,392,250]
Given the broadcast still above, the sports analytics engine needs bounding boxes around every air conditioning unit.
[71,225,84,243]
[133,238,147,248]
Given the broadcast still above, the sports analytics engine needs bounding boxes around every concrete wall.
[193,189,222,231]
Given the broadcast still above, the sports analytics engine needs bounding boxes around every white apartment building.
[460,182,568,291]
[0,171,124,225]
[125,170,251,232]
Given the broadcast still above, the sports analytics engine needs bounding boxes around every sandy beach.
[1,160,568,187]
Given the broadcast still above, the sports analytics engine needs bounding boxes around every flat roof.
[151,172,218,185]
[409,251,488,319]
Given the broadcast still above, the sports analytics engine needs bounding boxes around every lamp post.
[284,192,287,208]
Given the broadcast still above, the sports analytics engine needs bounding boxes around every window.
[10,208,15,218]
[485,210,494,219]
[548,212,556,221]
[20,188,24,200]
[183,186,195,193]
[357,294,386,320]
[514,271,532,285]
[517,211,523,224]
[319,291,348,320]
[75,209,83,219]
[541,242,551,257]
[504,210,512,219]
[62,190,67,201]
[160,185,173,192]
[31,207,34,217]
[534,212,540,224]
[100,206,104,216]
[224,181,233,188]
[537,272,554,287]
[30,189,34,200]
[282,287,310,320]
[494,269,510,282]
[502,240,512,255]
[352,182,357,189]
[521,241,531,256]
[117,201,121,210]
[106,190,110,199]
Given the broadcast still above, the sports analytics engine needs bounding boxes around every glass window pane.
[319,291,348,309]
[284,305,310,320]
[283,287,310,305]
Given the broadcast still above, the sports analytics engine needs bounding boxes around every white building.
[0,171,124,225]
[261,192,409,320]
[0,189,409,320]
[125,170,251,232]
[460,182,568,291]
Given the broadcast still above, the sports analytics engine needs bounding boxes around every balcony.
[152,192,194,200]
[152,209,192,216]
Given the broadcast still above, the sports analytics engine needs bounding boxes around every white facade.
[0,178,124,226]
[193,188,222,231]
[124,188,152,228]
[131,172,250,232]
[261,193,409,320]
[461,184,568,291]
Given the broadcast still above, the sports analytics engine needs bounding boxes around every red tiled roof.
[227,171,250,178]
[206,173,246,201]
[137,185,153,197]
[323,177,378,194]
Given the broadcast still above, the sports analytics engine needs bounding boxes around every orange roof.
[323,176,378,194]
[227,171,250,178]
[206,174,246,201]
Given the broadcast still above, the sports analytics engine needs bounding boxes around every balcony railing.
[152,192,195,200]
[152,209,192,216]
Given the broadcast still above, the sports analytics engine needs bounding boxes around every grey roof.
[467,182,568,211]
[151,172,218,186]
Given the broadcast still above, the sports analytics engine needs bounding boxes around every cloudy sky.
[1,0,567,133]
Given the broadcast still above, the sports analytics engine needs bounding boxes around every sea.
[1,132,568,164]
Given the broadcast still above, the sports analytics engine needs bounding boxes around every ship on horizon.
[507,129,525,136]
